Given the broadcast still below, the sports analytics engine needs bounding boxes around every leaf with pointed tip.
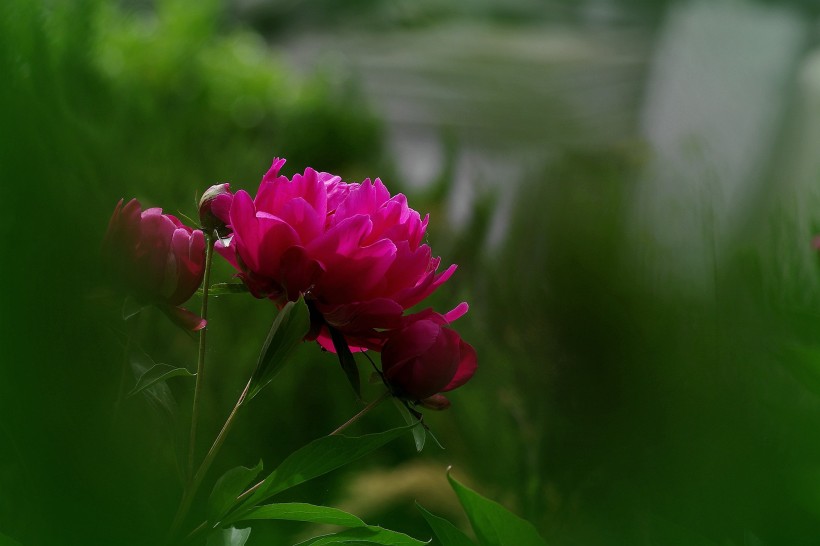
[248,297,310,400]
[205,526,251,546]
[393,398,425,452]
[294,526,428,546]
[329,326,360,398]
[126,363,195,398]
[125,344,185,482]
[128,347,178,424]
[208,460,264,523]
[229,425,417,520]
[416,503,475,546]
[447,472,546,546]
[238,502,366,527]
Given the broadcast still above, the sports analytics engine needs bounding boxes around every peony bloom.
[216,158,457,349]
[103,198,207,330]
[199,183,233,237]
[381,310,477,402]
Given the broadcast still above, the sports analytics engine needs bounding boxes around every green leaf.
[128,346,179,424]
[294,526,428,546]
[416,503,475,546]
[205,526,251,546]
[126,363,195,397]
[329,326,361,398]
[230,425,417,520]
[248,297,310,400]
[295,535,377,546]
[393,398,425,452]
[238,502,366,527]
[126,344,184,481]
[207,460,264,523]
[447,472,546,546]
[197,283,250,297]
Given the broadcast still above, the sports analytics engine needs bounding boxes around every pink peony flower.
[380,311,477,402]
[103,198,207,330]
[216,158,457,349]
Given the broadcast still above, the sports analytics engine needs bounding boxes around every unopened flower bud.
[381,319,477,401]
[199,183,233,237]
[102,198,206,330]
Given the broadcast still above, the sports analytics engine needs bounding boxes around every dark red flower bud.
[381,319,477,402]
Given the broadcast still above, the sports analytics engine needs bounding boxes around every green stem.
[182,521,208,544]
[168,370,252,542]
[329,390,391,436]
[188,234,215,478]
[182,390,392,542]
[236,392,391,505]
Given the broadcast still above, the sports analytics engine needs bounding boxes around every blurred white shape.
[388,126,444,190]
[788,48,820,228]
[759,46,820,306]
[634,0,806,294]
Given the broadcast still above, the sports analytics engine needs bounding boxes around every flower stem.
[188,234,214,478]
[180,390,392,542]
[329,390,391,436]
[169,376,252,542]
[234,391,390,503]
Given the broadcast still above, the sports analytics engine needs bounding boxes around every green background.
[3,0,820,544]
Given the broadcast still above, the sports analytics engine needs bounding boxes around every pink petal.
[443,302,469,323]
[229,190,262,272]
[279,197,323,242]
[308,214,371,257]
[278,246,324,300]
[255,214,300,276]
[319,298,404,333]
[382,320,440,366]
[380,243,431,297]
[314,238,397,304]
[166,228,205,305]
[442,337,477,392]
[315,330,373,353]
[135,213,177,294]
[214,236,240,269]
[159,304,207,331]
[261,157,287,184]
[394,262,458,310]
[383,323,459,400]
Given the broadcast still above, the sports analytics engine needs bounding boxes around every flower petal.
[158,303,207,331]
[442,337,477,392]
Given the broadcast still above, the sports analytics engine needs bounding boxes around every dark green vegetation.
[3,0,820,545]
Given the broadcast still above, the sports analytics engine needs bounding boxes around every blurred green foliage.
[4,1,820,546]
[0,0,386,544]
